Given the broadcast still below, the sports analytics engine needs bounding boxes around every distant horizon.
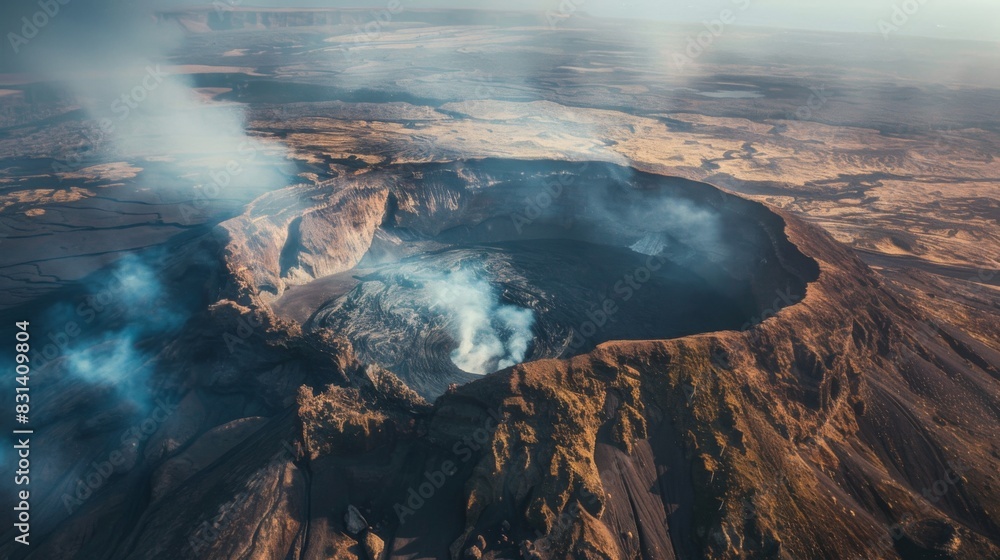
[163,0,1000,43]
[2,0,997,75]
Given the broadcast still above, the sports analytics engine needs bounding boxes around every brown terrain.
[0,7,998,560]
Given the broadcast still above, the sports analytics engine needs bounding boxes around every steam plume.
[427,268,535,374]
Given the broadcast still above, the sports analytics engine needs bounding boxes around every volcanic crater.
[223,159,820,397]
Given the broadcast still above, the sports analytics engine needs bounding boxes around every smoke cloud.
[33,253,187,394]
[2,0,291,221]
[626,196,726,261]
[426,268,535,375]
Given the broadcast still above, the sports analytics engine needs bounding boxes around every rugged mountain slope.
[259,199,999,560]
[2,166,997,560]
[222,159,820,397]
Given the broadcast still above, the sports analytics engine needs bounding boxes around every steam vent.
[223,160,819,397]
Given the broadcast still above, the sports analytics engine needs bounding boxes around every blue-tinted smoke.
[34,253,185,390]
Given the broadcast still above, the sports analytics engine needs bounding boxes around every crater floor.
[254,159,819,397]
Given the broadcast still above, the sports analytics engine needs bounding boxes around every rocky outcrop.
[277,201,999,559]
[299,173,994,558]
[217,177,391,303]
[223,160,820,398]
[404,208,1000,559]
[4,167,997,560]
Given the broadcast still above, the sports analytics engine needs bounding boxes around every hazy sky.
[213,0,1000,41]
[2,0,999,40]
[602,0,1000,41]
[1,0,998,72]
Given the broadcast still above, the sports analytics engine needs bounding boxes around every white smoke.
[9,2,290,216]
[426,268,535,374]
[629,196,726,260]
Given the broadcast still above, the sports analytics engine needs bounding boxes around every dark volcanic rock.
[2,163,997,560]
[227,159,819,398]
[345,505,367,535]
